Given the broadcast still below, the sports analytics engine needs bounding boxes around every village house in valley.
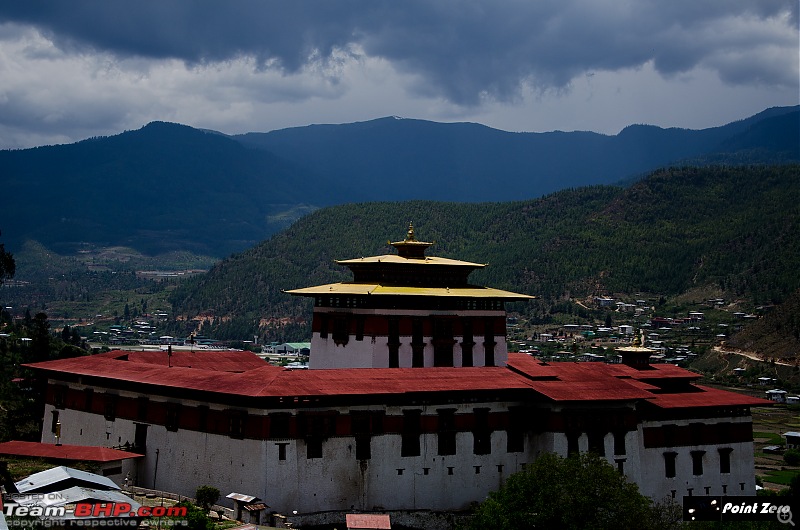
[26,226,768,521]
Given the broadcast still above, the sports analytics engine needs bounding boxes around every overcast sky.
[0,1,797,150]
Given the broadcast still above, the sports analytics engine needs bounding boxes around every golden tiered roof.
[286,223,533,300]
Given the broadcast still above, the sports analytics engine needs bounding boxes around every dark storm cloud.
[1,0,796,106]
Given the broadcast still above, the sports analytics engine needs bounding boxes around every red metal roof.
[95,349,267,371]
[24,351,770,407]
[346,513,391,530]
[642,385,771,409]
[0,441,143,462]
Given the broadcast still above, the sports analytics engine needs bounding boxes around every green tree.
[783,449,800,466]
[467,452,679,530]
[194,485,220,513]
[29,312,51,363]
[171,501,213,530]
[0,230,14,287]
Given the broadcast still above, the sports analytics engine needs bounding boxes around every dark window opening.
[197,405,209,431]
[664,451,677,478]
[165,403,181,432]
[137,397,149,422]
[103,394,117,421]
[333,316,349,346]
[277,443,288,461]
[134,423,148,452]
[50,410,59,434]
[102,466,122,477]
[484,318,496,367]
[53,386,66,410]
[691,450,705,476]
[461,319,474,367]
[307,437,323,459]
[83,388,94,412]
[319,314,329,339]
[437,409,457,456]
[613,431,626,456]
[473,408,491,455]
[401,410,421,457]
[229,411,247,439]
[567,432,580,456]
[355,316,365,341]
[355,435,371,460]
[411,318,425,367]
[588,431,606,457]
[719,448,732,474]
[270,413,291,439]
[507,407,525,453]
[663,424,676,447]
[388,318,400,368]
[689,423,704,445]
[433,318,455,367]
[615,458,625,474]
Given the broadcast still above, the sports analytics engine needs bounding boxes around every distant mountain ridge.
[0,106,797,256]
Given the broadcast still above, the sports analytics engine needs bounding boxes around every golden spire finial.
[406,222,416,242]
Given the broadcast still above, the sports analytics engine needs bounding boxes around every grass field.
[752,405,800,491]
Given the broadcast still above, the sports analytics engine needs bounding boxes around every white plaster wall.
[44,399,535,514]
[43,383,758,514]
[634,418,757,501]
[310,308,509,369]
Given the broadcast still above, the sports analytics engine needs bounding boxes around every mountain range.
[0,106,797,257]
[166,165,800,343]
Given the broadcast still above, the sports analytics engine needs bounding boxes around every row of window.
[663,448,733,478]
[314,296,506,311]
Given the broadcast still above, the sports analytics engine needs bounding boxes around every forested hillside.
[1,106,796,257]
[167,165,800,341]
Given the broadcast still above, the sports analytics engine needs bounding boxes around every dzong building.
[26,225,767,522]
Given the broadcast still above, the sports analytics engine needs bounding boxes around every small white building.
[766,389,788,403]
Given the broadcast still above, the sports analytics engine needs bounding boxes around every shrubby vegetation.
[466,452,681,530]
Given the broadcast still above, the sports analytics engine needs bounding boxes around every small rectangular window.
[355,316,365,341]
[229,411,247,439]
[401,410,421,457]
[473,408,491,455]
[276,443,288,461]
[307,437,323,459]
[137,397,149,422]
[51,410,60,434]
[83,388,94,412]
[104,394,117,421]
[691,450,705,476]
[333,316,349,346]
[567,432,580,456]
[270,413,291,439]
[664,451,677,478]
[438,409,457,456]
[719,448,733,474]
[613,431,626,456]
[53,386,66,410]
[165,403,181,432]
